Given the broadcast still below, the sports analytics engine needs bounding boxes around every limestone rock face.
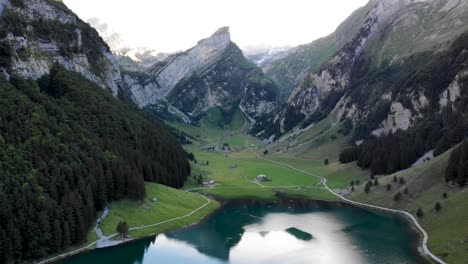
[0,0,124,95]
[122,27,278,123]
[153,27,231,101]
[256,0,468,138]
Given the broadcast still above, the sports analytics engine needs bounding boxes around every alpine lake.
[62,199,424,264]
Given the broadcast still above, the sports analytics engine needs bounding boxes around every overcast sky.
[64,0,369,52]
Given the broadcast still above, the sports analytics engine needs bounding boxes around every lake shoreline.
[56,194,428,264]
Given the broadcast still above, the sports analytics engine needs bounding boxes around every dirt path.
[248,146,446,264]
[37,195,212,264]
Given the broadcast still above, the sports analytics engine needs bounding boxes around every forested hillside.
[0,65,190,262]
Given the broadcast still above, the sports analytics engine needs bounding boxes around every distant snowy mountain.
[242,44,291,68]
[114,47,176,69]
[87,18,173,69]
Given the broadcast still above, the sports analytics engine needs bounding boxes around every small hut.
[255,174,271,182]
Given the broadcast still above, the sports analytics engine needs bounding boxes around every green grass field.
[98,183,219,238]
[184,145,344,201]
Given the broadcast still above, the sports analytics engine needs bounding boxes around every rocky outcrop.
[439,70,467,108]
[371,102,412,136]
[0,0,124,95]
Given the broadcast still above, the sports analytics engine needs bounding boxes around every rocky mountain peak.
[140,27,233,101]
[196,26,231,50]
[213,26,230,36]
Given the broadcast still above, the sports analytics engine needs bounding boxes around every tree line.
[446,139,468,186]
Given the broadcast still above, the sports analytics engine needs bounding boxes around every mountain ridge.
[121,26,278,123]
[255,0,468,138]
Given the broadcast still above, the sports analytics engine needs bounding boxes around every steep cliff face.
[0,0,124,95]
[330,0,468,136]
[258,0,468,138]
[123,27,278,123]
[261,1,373,102]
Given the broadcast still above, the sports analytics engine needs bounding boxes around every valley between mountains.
[0,0,467,263]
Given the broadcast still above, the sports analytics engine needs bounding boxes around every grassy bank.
[96,183,219,239]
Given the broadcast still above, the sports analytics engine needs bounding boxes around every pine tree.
[52,219,63,252]
[364,183,371,193]
[386,183,392,191]
[62,221,71,249]
[105,169,115,200]
[416,208,424,218]
[116,221,128,238]
[393,192,402,202]
[434,202,441,212]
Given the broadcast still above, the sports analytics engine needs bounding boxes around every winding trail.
[37,195,212,264]
[248,146,446,264]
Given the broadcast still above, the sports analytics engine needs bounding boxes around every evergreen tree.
[416,208,424,218]
[116,221,129,238]
[399,177,405,185]
[373,178,379,186]
[51,220,63,252]
[435,202,441,212]
[364,183,371,193]
[393,192,402,202]
[62,221,71,249]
